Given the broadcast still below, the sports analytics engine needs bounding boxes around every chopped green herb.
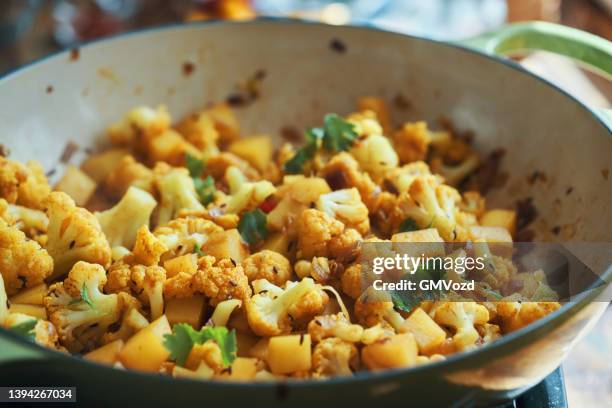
[185,153,205,178]
[69,283,95,309]
[164,324,237,367]
[194,175,216,205]
[390,290,420,313]
[398,218,419,233]
[283,128,322,174]
[238,209,268,245]
[9,319,37,341]
[321,113,357,152]
[194,243,204,257]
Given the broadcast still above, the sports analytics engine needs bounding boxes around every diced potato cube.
[104,155,154,199]
[469,226,513,257]
[201,229,249,263]
[81,148,129,183]
[400,308,446,354]
[173,362,214,380]
[205,103,240,143]
[165,296,206,328]
[248,338,269,360]
[229,136,273,173]
[163,254,198,278]
[8,304,47,319]
[9,283,47,305]
[220,357,258,381]
[391,228,445,258]
[119,315,171,372]
[267,334,311,375]
[480,209,517,237]
[262,232,290,257]
[148,129,200,166]
[84,340,124,365]
[361,333,418,371]
[54,165,97,206]
[391,228,443,243]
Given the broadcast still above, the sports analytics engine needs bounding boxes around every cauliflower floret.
[320,153,380,210]
[357,97,391,134]
[458,191,486,218]
[205,152,260,181]
[43,261,132,352]
[312,338,358,378]
[0,219,53,295]
[155,167,205,226]
[102,306,148,344]
[395,176,461,241]
[154,217,222,257]
[392,121,451,164]
[132,225,168,266]
[2,313,62,350]
[340,263,362,300]
[106,262,166,319]
[242,250,292,286]
[385,161,438,194]
[346,110,384,137]
[329,228,362,265]
[220,166,275,214]
[349,134,398,181]
[104,155,154,199]
[176,111,220,160]
[296,209,344,260]
[495,301,560,333]
[107,105,170,147]
[96,186,157,249]
[354,295,404,330]
[430,154,480,187]
[0,199,48,237]
[185,341,225,372]
[44,192,111,278]
[286,282,329,328]
[429,302,489,351]
[0,158,51,210]
[193,256,251,306]
[308,312,364,343]
[245,277,316,336]
[316,188,370,235]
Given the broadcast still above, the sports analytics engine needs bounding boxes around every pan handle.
[458,21,612,130]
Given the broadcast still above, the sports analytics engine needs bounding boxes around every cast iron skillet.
[0,19,610,407]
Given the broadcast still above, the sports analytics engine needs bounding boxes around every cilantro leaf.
[399,218,419,233]
[390,291,420,313]
[321,113,357,152]
[9,319,37,341]
[164,324,237,367]
[283,128,322,175]
[69,283,95,309]
[238,209,268,245]
[185,153,205,178]
[194,243,205,257]
[194,175,216,205]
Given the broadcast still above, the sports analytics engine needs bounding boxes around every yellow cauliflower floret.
[104,155,154,200]
[96,186,157,249]
[0,158,51,210]
[106,262,166,319]
[296,209,344,260]
[349,134,398,182]
[185,341,225,372]
[245,277,316,336]
[429,302,489,351]
[0,199,48,237]
[385,161,438,194]
[0,219,53,295]
[44,192,111,278]
[221,166,275,214]
[346,110,384,137]
[132,225,168,266]
[154,217,222,257]
[396,176,461,240]
[2,312,62,350]
[155,167,205,226]
[312,338,358,378]
[340,263,362,300]
[205,152,260,181]
[308,312,364,343]
[43,261,133,352]
[496,301,560,333]
[242,250,292,286]
[392,121,430,164]
[430,154,480,187]
[458,191,486,218]
[193,256,251,306]
[286,282,329,328]
[354,296,404,330]
[107,105,170,148]
[176,111,220,160]
[316,188,369,235]
[329,227,362,265]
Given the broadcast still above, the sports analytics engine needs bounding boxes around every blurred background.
[0,0,610,406]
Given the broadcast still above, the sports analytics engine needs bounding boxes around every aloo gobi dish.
[0,97,560,380]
